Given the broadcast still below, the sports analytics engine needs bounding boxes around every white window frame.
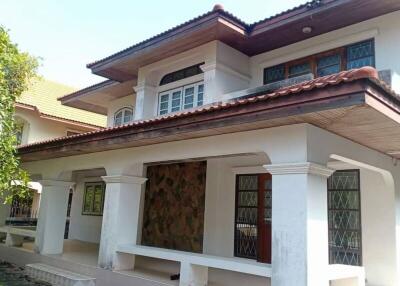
[114,107,133,126]
[158,81,204,115]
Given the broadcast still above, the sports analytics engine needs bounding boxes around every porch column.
[34,180,72,254]
[264,162,334,286]
[99,175,147,270]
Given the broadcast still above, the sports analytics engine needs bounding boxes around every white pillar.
[99,175,147,270]
[179,262,208,286]
[34,180,72,254]
[133,84,157,120]
[0,201,10,227]
[264,162,334,286]
[0,202,10,241]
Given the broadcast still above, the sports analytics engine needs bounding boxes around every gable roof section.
[17,78,107,127]
[18,67,400,162]
[86,0,400,81]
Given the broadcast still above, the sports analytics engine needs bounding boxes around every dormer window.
[114,107,133,126]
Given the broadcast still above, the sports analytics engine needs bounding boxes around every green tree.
[0,26,38,203]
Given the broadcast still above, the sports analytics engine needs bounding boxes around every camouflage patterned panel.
[142,161,207,253]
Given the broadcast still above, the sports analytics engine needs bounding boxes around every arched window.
[114,107,133,126]
[159,63,204,86]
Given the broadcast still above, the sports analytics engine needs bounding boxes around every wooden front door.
[235,174,272,263]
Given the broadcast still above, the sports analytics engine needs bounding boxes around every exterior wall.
[360,169,396,286]
[68,176,103,243]
[250,10,400,93]
[22,124,400,285]
[106,94,135,127]
[15,108,91,144]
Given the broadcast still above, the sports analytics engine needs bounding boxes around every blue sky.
[1,0,306,88]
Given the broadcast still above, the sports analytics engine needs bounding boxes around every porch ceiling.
[17,69,400,162]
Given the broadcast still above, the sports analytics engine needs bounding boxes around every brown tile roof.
[87,0,331,69]
[19,66,391,153]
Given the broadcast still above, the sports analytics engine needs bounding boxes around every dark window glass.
[263,64,285,84]
[328,170,362,266]
[288,62,311,78]
[317,54,341,77]
[160,63,204,85]
[347,40,375,69]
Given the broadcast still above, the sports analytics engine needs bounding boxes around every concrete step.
[25,263,96,286]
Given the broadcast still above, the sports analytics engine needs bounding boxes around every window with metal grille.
[263,39,375,84]
[346,40,375,69]
[235,175,258,259]
[328,170,362,266]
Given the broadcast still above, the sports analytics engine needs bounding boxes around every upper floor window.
[263,39,375,85]
[160,63,204,86]
[158,82,204,115]
[114,107,133,126]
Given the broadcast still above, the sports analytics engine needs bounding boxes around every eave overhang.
[87,0,400,82]
[59,79,136,115]
[18,68,400,162]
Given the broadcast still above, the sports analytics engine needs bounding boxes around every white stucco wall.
[68,176,103,243]
[360,169,397,286]
[106,94,136,127]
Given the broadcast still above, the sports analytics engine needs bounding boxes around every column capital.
[263,162,334,177]
[101,175,147,185]
[133,84,156,94]
[39,180,74,188]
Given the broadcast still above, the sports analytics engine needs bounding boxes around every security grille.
[328,170,362,266]
[234,175,258,259]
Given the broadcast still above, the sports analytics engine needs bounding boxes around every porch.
[9,121,398,286]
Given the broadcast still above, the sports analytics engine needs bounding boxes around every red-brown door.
[257,173,272,263]
[234,174,272,263]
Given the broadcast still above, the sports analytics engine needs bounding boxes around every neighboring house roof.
[16,78,106,128]
[18,67,400,162]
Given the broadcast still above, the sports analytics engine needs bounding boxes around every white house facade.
[2,1,400,286]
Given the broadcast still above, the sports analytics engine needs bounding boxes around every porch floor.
[21,239,99,267]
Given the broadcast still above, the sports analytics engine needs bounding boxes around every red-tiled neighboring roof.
[87,0,330,69]
[19,67,391,154]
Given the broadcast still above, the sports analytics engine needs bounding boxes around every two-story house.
[2,1,400,286]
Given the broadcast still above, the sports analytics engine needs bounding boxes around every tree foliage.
[0,26,38,203]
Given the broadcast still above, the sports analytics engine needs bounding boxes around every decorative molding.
[39,180,74,188]
[200,62,251,82]
[263,162,334,177]
[231,166,269,174]
[101,175,148,185]
[133,84,156,94]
